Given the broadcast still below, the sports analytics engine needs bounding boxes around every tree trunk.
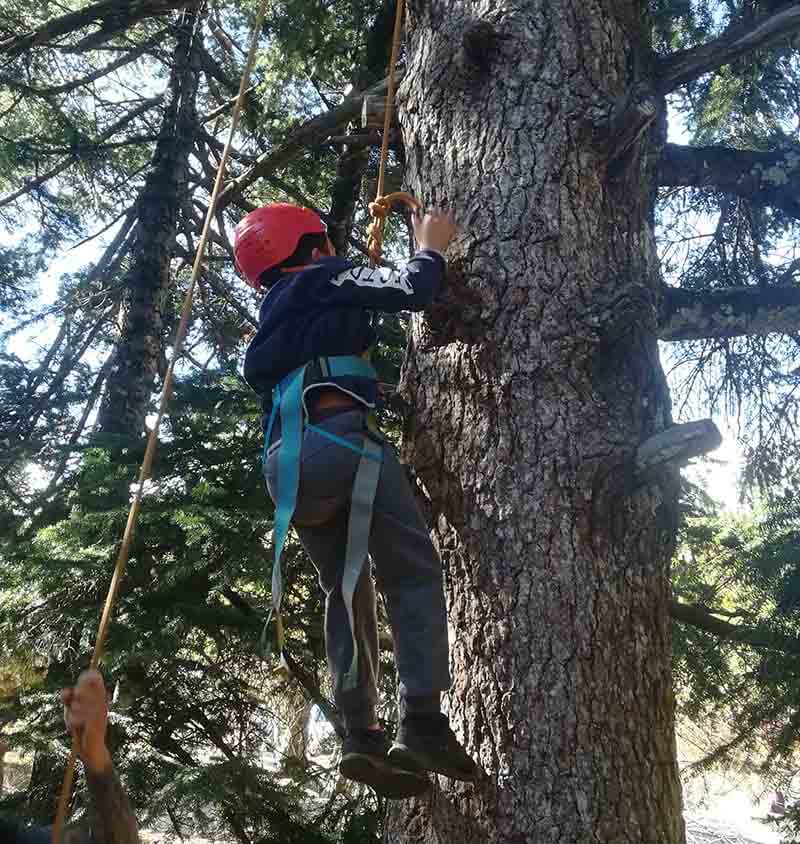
[387,1,685,842]
[96,5,201,438]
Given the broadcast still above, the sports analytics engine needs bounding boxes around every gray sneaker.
[340,728,431,799]
[389,714,478,781]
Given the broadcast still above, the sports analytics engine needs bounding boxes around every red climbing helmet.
[233,203,326,288]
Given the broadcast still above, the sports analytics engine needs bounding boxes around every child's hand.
[413,208,456,254]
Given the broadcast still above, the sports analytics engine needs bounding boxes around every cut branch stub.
[362,95,400,131]
[636,419,722,476]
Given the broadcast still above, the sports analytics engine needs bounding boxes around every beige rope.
[51,1,270,839]
[365,0,420,266]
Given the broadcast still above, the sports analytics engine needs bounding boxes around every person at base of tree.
[0,670,140,844]
[237,203,478,798]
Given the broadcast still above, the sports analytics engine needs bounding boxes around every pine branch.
[656,2,800,93]
[659,143,800,220]
[0,156,74,210]
[31,354,115,511]
[200,85,257,124]
[198,43,240,95]
[0,0,191,58]
[658,283,800,341]
[0,33,162,97]
[216,72,403,211]
[173,252,258,330]
[0,95,162,209]
[281,650,346,740]
[670,600,800,655]
[14,308,115,439]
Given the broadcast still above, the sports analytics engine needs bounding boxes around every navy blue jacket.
[244,251,445,416]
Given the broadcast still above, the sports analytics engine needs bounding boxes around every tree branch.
[0,95,162,209]
[656,2,800,94]
[659,283,800,341]
[198,43,240,94]
[0,34,162,97]
[200,85,257,124]
[0,0,191,58]
[659,143,800,220]
[670,600,800,656]
[216,72,403,210]
[281,650,346,740]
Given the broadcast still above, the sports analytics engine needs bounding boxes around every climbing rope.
[365,0,420,265]
[50,1,270,840]
[366,190,421,263]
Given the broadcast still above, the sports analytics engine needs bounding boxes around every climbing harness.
[262,355,383,689]
[51,1,270,841]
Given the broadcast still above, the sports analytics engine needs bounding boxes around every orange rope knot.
[366,191,421,265]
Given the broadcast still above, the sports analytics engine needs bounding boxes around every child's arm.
[319,210,456,313]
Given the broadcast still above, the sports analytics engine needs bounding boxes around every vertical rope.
[366,0,420,267]
[375,0,405,202]
[50,1,270,839]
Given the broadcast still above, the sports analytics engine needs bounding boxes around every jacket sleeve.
[317,250,445,312]
[58,768,141,844]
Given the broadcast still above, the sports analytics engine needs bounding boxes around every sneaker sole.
[389,743,477,782]
[340,751,431,799]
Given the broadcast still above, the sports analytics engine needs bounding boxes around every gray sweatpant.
[264,409,451,729]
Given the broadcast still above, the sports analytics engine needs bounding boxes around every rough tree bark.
[388,1,684,842]
[96,6,201,438]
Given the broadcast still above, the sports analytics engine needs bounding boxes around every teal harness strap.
[341,435,384,691]
[270,365,306,647]
[261,393,280,468]
[324,355,377,379]
[263,354,383,684]
[305,424,383,460]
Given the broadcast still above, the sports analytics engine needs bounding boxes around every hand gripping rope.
[51,1,270,840]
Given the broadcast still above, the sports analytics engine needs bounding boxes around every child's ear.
[312,238,336,261]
